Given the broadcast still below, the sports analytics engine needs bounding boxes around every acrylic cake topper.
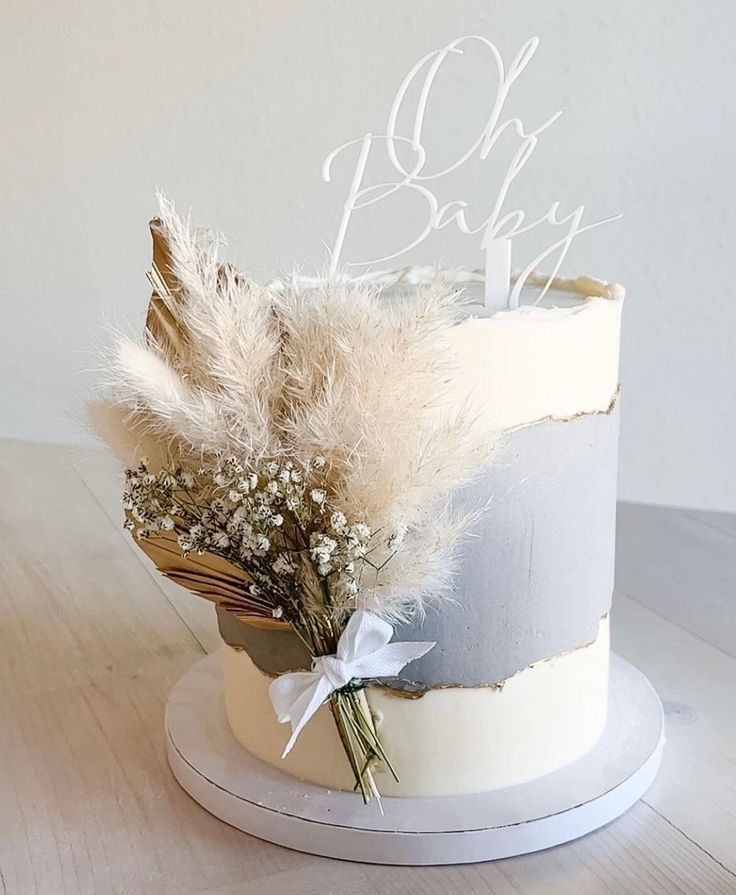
[322,35,620,311]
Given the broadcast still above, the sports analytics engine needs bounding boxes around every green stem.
[328,687,399,802]
[330,696,370,802]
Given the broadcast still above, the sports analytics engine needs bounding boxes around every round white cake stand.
[165,651,664,865]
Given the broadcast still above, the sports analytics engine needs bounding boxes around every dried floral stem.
[123,453,405,797]
[330,689,394,805]
[94,197,501,803]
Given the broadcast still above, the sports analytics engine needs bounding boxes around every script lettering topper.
[322,35,619,310]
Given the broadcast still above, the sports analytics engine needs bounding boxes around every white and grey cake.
[220,270,624,796]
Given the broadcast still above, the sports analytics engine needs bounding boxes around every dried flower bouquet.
[92,197,497,801]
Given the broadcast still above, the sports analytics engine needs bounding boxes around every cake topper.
[322,35,620,310]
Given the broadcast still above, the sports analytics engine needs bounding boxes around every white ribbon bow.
[269,609,435,757]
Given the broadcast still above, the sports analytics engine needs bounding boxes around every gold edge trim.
[224,612,610,700]
[503,387,620,438]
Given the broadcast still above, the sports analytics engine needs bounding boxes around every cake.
[220,270,623,796]
[92,32,628,808]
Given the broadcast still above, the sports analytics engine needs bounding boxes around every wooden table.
[1,439,734,894]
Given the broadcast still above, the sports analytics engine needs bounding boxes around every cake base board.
[165,651,664,865]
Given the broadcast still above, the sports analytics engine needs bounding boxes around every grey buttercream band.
[395,403,619,686]
[218,404,619,688]
[217,607,310,673]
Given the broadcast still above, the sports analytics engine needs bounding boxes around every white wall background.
[2,0,735,511]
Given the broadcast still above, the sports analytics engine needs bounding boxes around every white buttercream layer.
[223,616,609,797]
[447,297,623,432]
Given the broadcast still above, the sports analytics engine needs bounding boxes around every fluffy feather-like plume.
[101,195,284,458]
[361,507,474,622]
[270,276,495,618]
[94,196,500,620]
[153,195,283,457]
[106,339,231,452]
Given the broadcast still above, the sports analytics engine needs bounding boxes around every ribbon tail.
[279,676,334,758]
[352,640,436,679]
[269,671,319,722]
